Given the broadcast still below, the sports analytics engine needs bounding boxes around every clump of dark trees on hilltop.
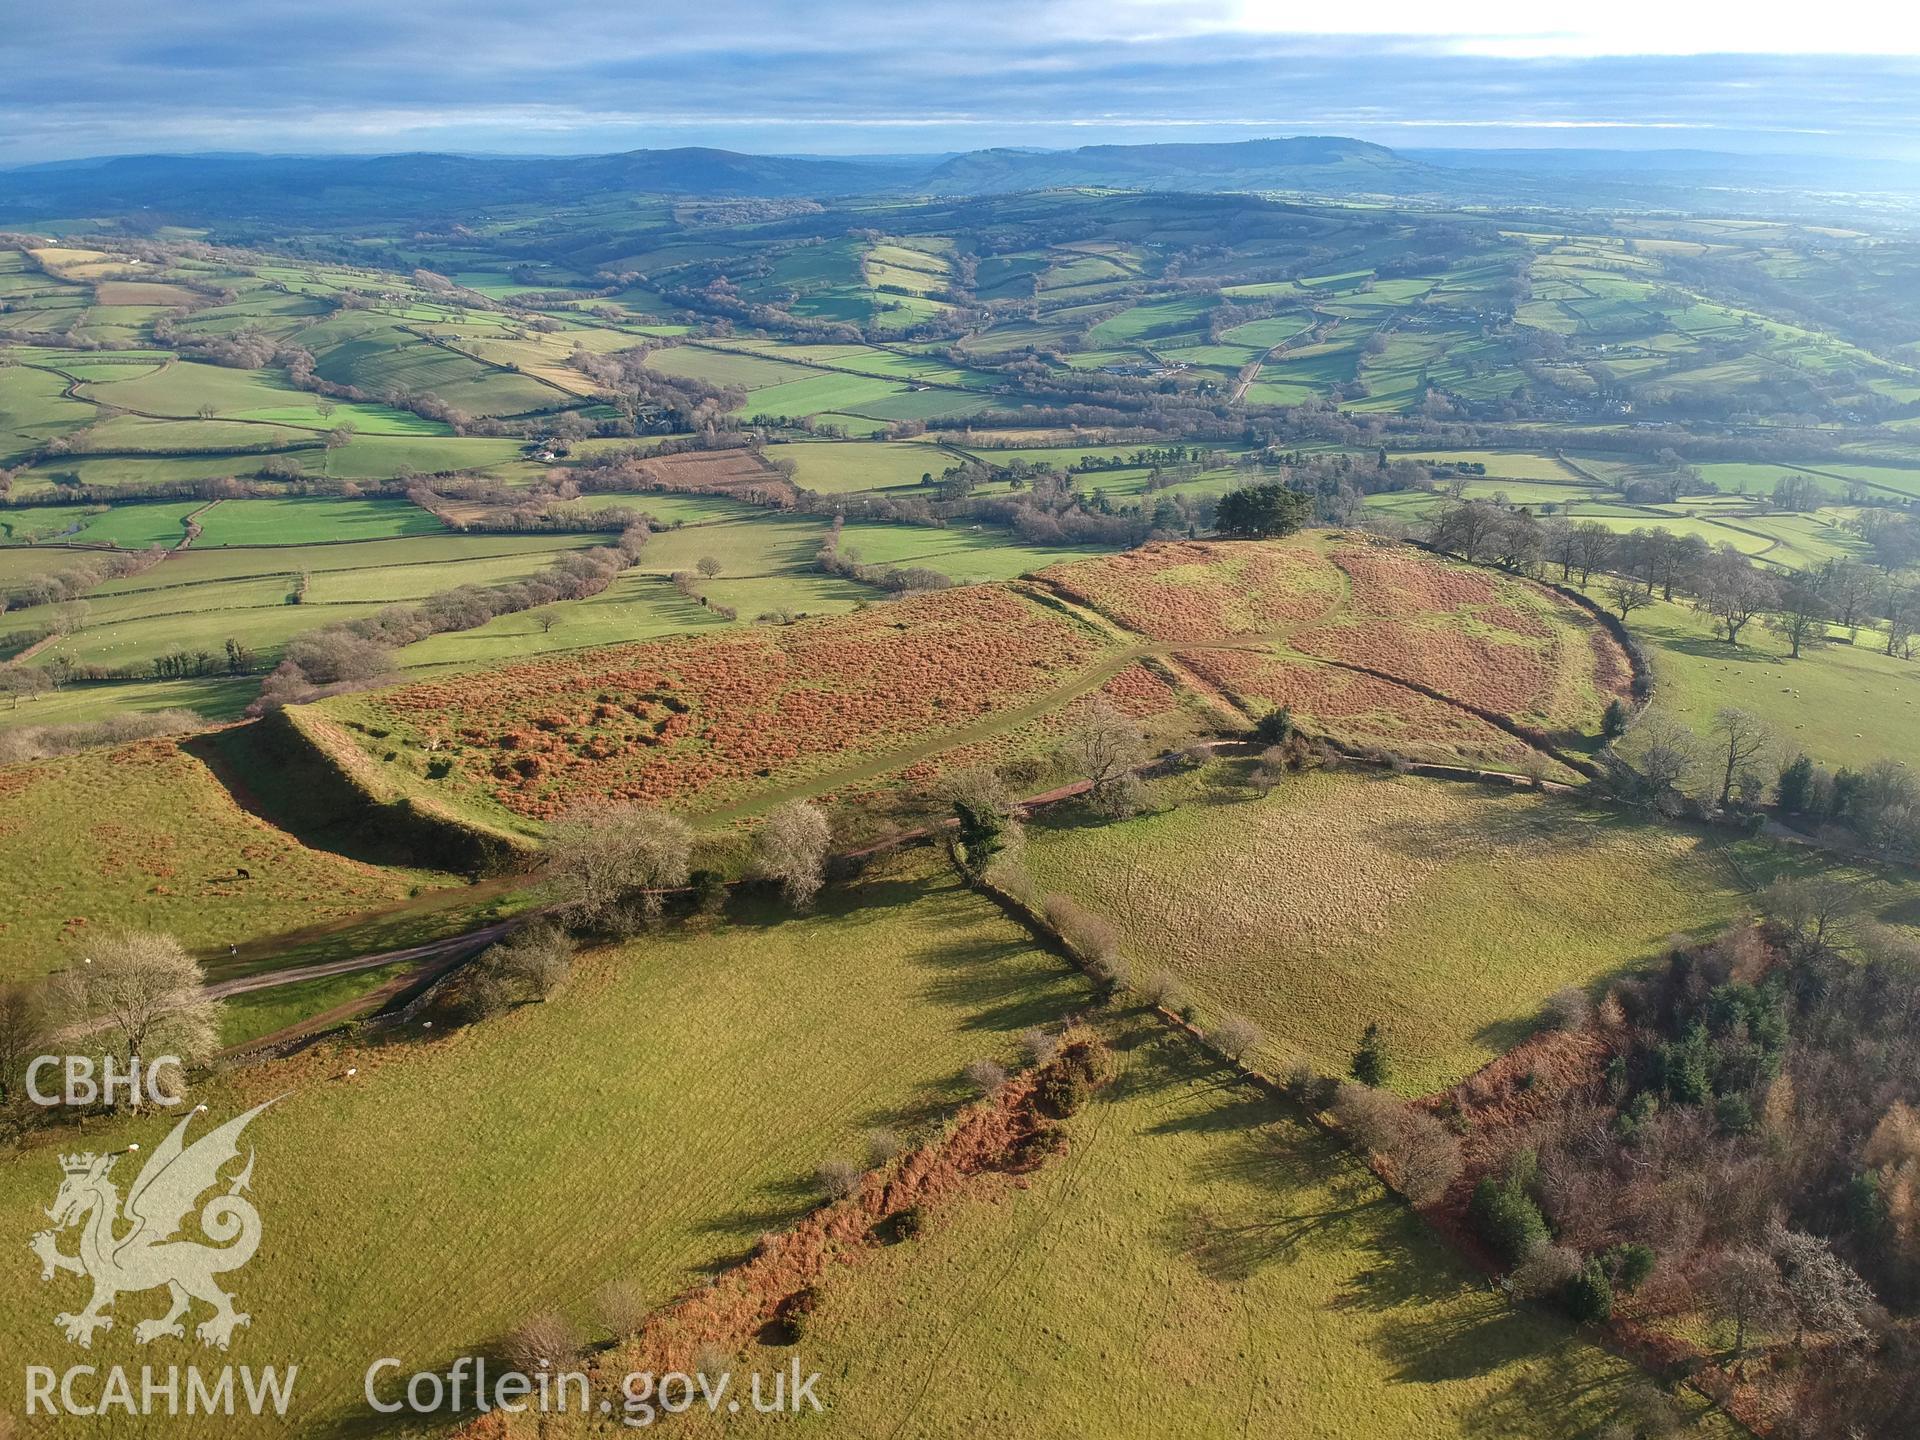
[1458,901,1920,1434]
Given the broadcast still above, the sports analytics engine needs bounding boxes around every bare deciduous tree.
[1605,575,1650,621]
[500,1311,583,1374]
[1709,707,1772,810]
[544,800,693,925]
[963,1057,1008,1095]
[1543,985,1591,1031]
[1067,697,1147,816]
[594,1280,647,1341]
[1042,893,1119,964]
[1210,1014,1263,1063]
[50,932,219,1093]
[0,982,48,1104]
[1769,1221,1878,1349]
[1570,522,1616,586]
[1821,557,1875,639]
[1631,715,1700,800]
[753,800,831,910]
[473,923,576,1006]
[865,1128,904,1167]
[1706,1246,1788,1360]
[1768,575,1831,659]
[1331,1083,1462,1205]
[1759,874,1861,956]
[815,1155,861,1200]
[1142,969,1187,1012]
[1694,549,1780,646]
[51,601,89,638]
[1507,1243,1582,1301]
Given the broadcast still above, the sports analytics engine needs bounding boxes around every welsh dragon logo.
[28,1098,279,1350]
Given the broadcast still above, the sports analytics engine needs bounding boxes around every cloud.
[1217,0,1920,56]
[3,2,1918,163]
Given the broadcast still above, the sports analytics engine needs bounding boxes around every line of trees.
[814,517,952,595]
[1430,499,1920,660]
[0,546,167,615]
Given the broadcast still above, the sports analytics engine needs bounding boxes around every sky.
[4,0,1920,166]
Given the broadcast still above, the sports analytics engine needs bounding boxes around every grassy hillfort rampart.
[293,534,1632,854]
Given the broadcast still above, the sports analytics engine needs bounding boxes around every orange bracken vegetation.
[1038,539,1343,640]
[340,586,1111,818]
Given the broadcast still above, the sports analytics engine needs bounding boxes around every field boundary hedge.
[581,1026,1110,1383]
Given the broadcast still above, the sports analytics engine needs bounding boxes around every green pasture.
[736,373,908,419]
[0,855,1092,1436]
[0,364,96,454]
[646,345,814,391]
[191,496,444,546]
[0,673,257,731]
[90,534,593,595]
[832,521,1114,582]
[733,1010,1724,1440]
[78,361,448,436]
[0,740,444,981]
[1592,587,1920,772]
[782,439,950,493]
[549,491,762,526]
[1087,295,1216,346]
[1024,767,1761,1094]
[319,433,526,478]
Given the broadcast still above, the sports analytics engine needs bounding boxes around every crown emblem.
[58,1153,98,1175]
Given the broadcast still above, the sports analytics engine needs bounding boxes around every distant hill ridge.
[2,136,1916,222]
[0,136,1426,215]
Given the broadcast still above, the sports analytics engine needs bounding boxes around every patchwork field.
[191,496,443,545]
[783,439,953,493]
[0,533,613,715]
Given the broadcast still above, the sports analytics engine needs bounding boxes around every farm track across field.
[1231,310,1340,404]
[206,920,511,1001]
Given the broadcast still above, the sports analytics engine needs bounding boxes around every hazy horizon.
[10,137,1920,169]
